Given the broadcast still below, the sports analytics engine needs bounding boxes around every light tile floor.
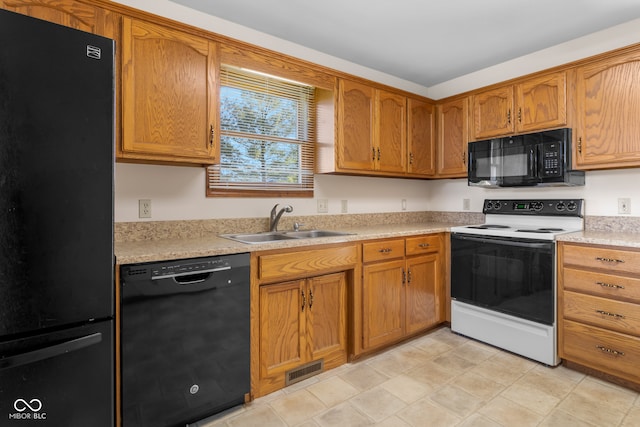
[194,327,640,426]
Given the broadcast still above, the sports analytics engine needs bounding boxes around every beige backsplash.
[114,211,484,242]
[114,212,639,243]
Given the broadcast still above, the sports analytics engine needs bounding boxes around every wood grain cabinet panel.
[559,242,640,388]
[436,97,469,177]
[471,71,567,140]
[337,79,376,171]
[361,235,444,352]
[407,98,436,177]
[575,50,640,169]
[121,17,219,164]
[376,90,407,174]
[0,0,117,37]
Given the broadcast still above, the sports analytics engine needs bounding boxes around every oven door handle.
[452,233,552,249]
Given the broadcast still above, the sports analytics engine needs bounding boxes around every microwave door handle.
[530,147,538,178]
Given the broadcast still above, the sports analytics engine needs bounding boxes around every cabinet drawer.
[562,244,640,275]
[362,239,405,263]
[258,245,357,282]
[562,320,640,384]
[563,291,640,336]
[563,267,640,303]
[405,234,441,256]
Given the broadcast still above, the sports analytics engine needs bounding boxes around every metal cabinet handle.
[596,345,624,356]
[378,248,393,253]
[301,290,306,312]
[209,124,215,148]
[377,148,381,161]
[418,243,430,248]
[578,137,583,154]
[407,268,412,285]
[518,107,522,123]
[409,152,414,165]
[596,281,625,290]
[372,147,376,161]
[309,288,313,310]
[596,309,625,319]
[402,268,406,285]
[462,151,466,165]
[507,109,511,125]
[595,257,625,264]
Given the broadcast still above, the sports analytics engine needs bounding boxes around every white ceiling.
[169,0,640,88]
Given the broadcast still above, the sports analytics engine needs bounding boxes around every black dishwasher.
[120,253,250,427]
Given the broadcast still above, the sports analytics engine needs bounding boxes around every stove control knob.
[485,202,493,210]
[493,201,501,210]
[567,201,578,211]
[556,202,566,211]
[532,202,543,211]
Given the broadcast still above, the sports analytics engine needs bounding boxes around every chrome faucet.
[269,204,293,232]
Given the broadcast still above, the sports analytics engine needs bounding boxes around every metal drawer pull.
[595,309,625,319]
[378,248,393,253]
[596,345,625,356]
[309,288,313,310]
[301,290,306,312]
[596,281,625,290]
[595,257,625,263]
[418,243,430,248]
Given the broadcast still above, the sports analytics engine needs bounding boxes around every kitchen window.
[207,65,316,197]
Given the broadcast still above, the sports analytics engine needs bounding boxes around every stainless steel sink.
[282,230,353,239]
[220,230,354,244]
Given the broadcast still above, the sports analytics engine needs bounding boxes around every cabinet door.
[362,260,405,350]
[259,281,306,380]
[407,98,435,177]
[0,0,116,37]
[376,90,406,173]
[472,85,515,139]
[405,254,439,335]
[437,97,469,177]
[575,51,640,169]
[121,17,219,164]
[306,273,348,366]
[516,72,566,133]
[337,79,375,171]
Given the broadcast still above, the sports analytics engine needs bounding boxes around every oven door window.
[451,234,555,325]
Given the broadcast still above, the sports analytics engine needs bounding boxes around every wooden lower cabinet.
[559,242,640,387]
[258,272,347,396]
[361,235,443,352]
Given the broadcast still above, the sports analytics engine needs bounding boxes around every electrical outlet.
[317,199,328,213]
[341,200,348,213]
[401,199,407,211]
[139,199,152,218]
[618,198,631,214]
[463,198,471,211]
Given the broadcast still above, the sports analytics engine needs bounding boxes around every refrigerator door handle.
[0,332,102,370]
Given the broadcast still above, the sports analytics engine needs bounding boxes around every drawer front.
[362,239,405,263]
[405,234,442,256]
[258,245,357,282]
[563,267,640,303]
[563,291,640,336]
[562,320,640,384]
[562,244,640,275]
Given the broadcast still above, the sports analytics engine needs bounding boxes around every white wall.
[112,0,640,222]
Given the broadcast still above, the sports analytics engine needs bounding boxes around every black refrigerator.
[0,9,115,427]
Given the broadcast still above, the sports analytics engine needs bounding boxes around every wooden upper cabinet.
[120,17,220,164]
[437,97,469,177]
[472,71,567,139]
[575,50,640,169]
[516,72,567,133]
[472,85,515,139]
[375,90,407,173]
[337,79,376,171]
[0,0,117,38]
[407,98,436,177]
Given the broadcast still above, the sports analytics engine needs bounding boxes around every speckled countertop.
[556,230,640,249]
[114,213,640,264]
[115,222,457,265]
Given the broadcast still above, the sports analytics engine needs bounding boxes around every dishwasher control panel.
[121,253,249,281]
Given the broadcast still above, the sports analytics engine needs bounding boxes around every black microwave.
[467,128,585,187]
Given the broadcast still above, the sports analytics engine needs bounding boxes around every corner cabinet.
[574,49,640,169]
[361,234,444,352]
[471,71,567,140]
[334,79,435,178]
[436,97,469,177]
[558,242,640,387]
[252,244,357,397]
[120,17,220,164]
